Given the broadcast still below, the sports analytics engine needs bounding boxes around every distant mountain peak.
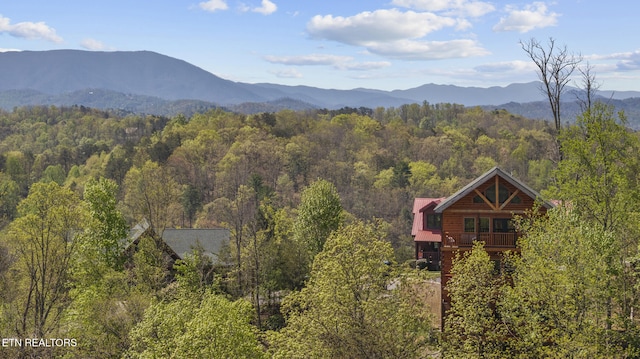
[0,49,638,114]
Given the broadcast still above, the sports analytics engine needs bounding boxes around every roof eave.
[433,167,554,213]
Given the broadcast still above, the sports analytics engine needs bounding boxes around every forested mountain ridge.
[0,103,556,246]
[2,49,640,126]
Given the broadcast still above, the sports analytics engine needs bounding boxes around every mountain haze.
[1,49,639,122]
[0,50,262,104]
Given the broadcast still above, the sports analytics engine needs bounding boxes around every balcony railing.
[443,232,517,248]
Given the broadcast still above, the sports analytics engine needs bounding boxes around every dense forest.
[0,101,638,358]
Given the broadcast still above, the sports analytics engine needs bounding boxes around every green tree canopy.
[82,177,129,271]
[293,179,344,256]
[500,207,623,357]
[443,241,509,358]
[269,220,436,358]
[5,182,89,339]
[126,292,265,358]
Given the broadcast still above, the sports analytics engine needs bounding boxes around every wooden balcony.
[442,232,517,248]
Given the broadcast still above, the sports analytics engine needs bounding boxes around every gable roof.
[123,218,152,249]
[123,219,230,264]
[162,228,230,263]
[433,167,554,213]
[412,197,445,242]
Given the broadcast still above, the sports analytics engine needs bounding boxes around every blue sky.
[2,1,639,91]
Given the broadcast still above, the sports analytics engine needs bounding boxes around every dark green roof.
[162,228,230,263]
[124,219,230,264]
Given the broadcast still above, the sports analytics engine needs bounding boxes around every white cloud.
[0,48,20,52]
[305,7,498,62]
[0,15,62,43]
[366,39,489,60]
[265,53,354,66]
[493,2,559,33]
[199,0,229,12]
[307,9,457,45]
[80,38,109,51]
[338,61,391,71]
[270,68,303,79]
[474,60,535,73]
[264,53,391,71]
[610,51,640,71]
[416,61,538,86]
[391,0,496,17]
[252,0,277,15]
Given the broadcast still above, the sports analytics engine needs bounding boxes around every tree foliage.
[552,102,640,234]
[443,242,510,358]
[501,208,627,357]
[293,179,344,256]
[4,182,89,339]
[123,160,181,235]
[269,220,436,358]
[551,101,640,333]
[82,177,129,271]
[1,101,636,357]
[126,292,265,359]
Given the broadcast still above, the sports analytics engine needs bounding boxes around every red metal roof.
[412,197,445,242]
[414,230,442,242]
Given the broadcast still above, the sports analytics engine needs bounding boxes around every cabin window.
[511,195,522,204]
[463,218,475,232]
[479,217,490,233]
[493,218,515,233]
[484,184,510,204]
[425,213,441,230]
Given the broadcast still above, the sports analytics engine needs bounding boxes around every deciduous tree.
[293,179,344,257]
[551,101,640,339]
[126,292,265,358]
[0,171,19,226]
[443,242,510,358]
[269,220,436,358]
[123,160,181,236]
[82,177,129,271]
[5,182,89,339]
[521,37,582,132]
[501,208,622,357]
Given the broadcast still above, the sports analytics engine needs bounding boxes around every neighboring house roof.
[412,197,445,243]
[162,228,230,263]
[123,218,152,250]
[433,167,554,213]
[123,219,230,264]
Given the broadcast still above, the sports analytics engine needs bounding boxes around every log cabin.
[411,167,554,325]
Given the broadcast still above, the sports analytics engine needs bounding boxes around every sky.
[1,1,639,92]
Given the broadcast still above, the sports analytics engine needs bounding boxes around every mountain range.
[1,49,639,127]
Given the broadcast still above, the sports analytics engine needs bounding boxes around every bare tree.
[576,62,601,112]
[521,37,582,131]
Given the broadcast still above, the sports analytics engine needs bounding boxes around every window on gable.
[425,213,441,230]
[484,184,510,203]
